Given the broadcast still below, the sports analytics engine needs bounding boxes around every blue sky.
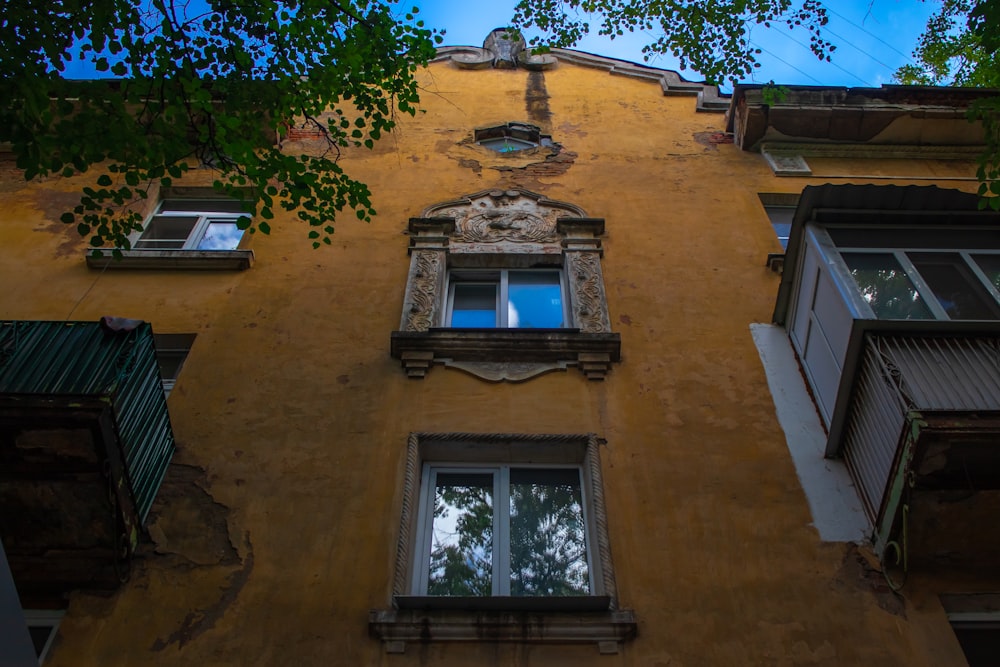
[413,0,938,89]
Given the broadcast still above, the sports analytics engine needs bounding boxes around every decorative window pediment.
[390,189,620,381]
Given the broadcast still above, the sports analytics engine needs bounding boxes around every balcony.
[0,320,175,601]
[831,328,1000,570]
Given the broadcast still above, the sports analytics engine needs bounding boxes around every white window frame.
[133,199,249,251]
[814,224,1000,321]
[412,462,595,597]
[444,268,569,328]
[392,433,617,606]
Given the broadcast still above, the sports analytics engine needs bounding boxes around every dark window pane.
[428,473,493,596]
[843,253,934,320]
[27,625,52,657]
[952,624,1000,667]
[135,215,198,249]
[508,272,563,328]
[451,283,497,327]
[974,255,1000,293]
[508,468,589,596]
[910,253,1000,320]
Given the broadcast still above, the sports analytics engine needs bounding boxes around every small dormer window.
[475,123,550,153]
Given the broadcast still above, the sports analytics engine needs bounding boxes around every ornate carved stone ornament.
[448,28,557,71]
[390,189,620,381]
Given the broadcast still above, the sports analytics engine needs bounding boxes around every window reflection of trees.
[844,253,933,320]
[428,476,493,596]
[426,469,590,597]
[510,469,589,596]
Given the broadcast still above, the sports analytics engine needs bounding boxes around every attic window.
[475,123,551,153]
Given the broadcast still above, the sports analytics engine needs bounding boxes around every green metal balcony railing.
[0,320,175,521]
[0,320,176,596]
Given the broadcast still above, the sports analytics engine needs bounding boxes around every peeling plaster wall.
[0,58,990,666]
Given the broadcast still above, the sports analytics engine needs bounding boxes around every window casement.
[474,122,551,153]
[134,199,248,251]
[85,194,254,271]
[446,269,567,328]
[390,189,621,381]
[825,226,1000,321]
[370,433,636,654]
[415,464,591,597]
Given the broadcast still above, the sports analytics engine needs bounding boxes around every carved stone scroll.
[566,251,611,333]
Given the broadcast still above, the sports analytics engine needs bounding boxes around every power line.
[750,43,826,85]
[765,26,874,86]
[821,3,920,63]
[823,26,902,76]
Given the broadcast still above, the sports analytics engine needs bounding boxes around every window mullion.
[184,214,212,250]
[899,251,950,320]
[498,270,509,327]
[495,467,510,596]
[963,251,1000,305]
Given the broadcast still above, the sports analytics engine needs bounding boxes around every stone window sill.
[85,249,254,271]
[389,328,622,380]
[369,604,637,654]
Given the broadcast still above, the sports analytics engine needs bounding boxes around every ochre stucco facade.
[0,42,993,666]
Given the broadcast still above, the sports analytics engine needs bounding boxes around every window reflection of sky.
[508,282,562,328]
[197,222,244,250]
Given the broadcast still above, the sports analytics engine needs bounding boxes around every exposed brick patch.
[692,131,735,150]
[457,158,482,174]
[491,149,578,187]
[833,543,906,617]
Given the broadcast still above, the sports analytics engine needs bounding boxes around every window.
[758,193,798,250]
[447,269,566,328]
[135,199,249,251]
[415,465,591,597]
[390,190,621,381]
[86,194,255,270]
[828,227,1000,321]
[371,433,636,654]
[153,333,195,397]
[474,122,551,153]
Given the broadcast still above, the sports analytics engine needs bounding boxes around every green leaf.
[96,174,112,186]
[60,212,75,224]
[258,221,271,234]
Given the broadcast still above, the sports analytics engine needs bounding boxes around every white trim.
[750,323,869,542]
